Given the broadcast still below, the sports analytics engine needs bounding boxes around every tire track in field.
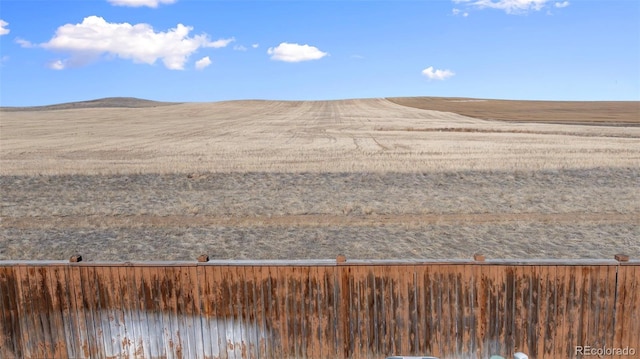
[3,212,638,229]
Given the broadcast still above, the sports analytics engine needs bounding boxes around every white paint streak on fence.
[12,310,270,359]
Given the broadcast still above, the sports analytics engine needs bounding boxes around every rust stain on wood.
[0,261,637,358]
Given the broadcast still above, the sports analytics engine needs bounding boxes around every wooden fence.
[0,257,638,359]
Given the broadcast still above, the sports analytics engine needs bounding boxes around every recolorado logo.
[576,346,636,356]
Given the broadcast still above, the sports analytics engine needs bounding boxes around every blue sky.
[0,0,638,106]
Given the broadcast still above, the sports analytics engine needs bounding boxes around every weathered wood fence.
[1,258,638,359]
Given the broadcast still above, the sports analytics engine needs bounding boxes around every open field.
[1,98,639,175]
[388,97,640,125]
[1,98,639,261]
[2,169,639,261]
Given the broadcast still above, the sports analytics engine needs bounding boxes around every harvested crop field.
[388,97,640,125]
[1,98,639,261]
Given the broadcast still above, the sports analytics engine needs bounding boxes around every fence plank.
[197,264,216,358]
[306,265,320,359]
[133,265,153,358]
[236,265,250,359]
[567,265,581,358]
[36,266,57,358]
[328,265,341,359]
[116,265,132,358]
[261,265,274,358]
[0,266,20,358]
[615,264,640,353]
[459,264,471,357]
[45,265,71,359]
[537,265,548,358]
[443,265,456,356]
[457,264,468,356]
[15,266,31,359]
[99,266,119,358]
[545,266,564,358]
[464,265,480,358]
[595,266,613,351]
[78,266,98,358]
[581,265,596,355]
[626,265,640,350]
[220,264,234,359]
[409,266,418,356]
[178,265,199,359]
[290,266,302,359]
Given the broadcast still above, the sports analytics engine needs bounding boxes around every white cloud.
[107,0,177,8]
[233,45,247,51]
[422,66,455,81]
[195,56,211,70]
[452,8,469,16]
[252,44,259,49]
[15,38,35,48]
[49,60,66,70]
[453,0,551,14]
[31,16,232,70]
[555,1,570,8]
[209,37,235,48]
[267,42,328,62]
[0,20,9,36]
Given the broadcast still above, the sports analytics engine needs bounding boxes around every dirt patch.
[2,169,638,261]
[4,212,639,229]
[373,126,638,138]
[2,223,637,261]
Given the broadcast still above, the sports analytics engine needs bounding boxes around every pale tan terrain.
[1,99,639,175]
[1,98,639,261]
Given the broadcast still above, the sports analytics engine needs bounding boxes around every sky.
[0,0,638,106]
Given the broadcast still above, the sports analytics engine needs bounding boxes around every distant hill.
[0,97,181,111]
[2,96,638,125]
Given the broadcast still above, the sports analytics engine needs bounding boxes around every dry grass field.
[388,97,640,125]
[1,97,639,261]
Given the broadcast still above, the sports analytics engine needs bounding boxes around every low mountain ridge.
[0,97,181,111]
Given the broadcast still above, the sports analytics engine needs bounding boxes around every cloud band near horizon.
[452,0,569,14]
[107,0,177,8]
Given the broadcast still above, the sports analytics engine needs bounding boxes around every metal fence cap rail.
[0,257,634,267]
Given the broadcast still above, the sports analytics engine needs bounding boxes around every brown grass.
[1,97,638,261]
[387,97,640,125]
[1,98,638,175]
[2,170,639,261]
